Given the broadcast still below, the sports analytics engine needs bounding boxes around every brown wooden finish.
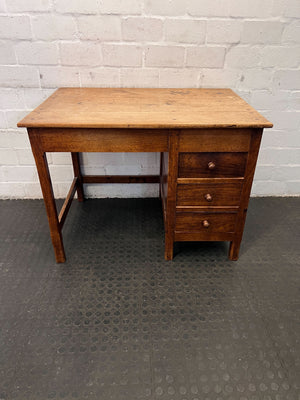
[229,129,263,260]
[29,128,168,153]
[175,211,237,233]
[177,177,244,184]
[175,231,235,241]
[159,152,163,199]
[58,177,78,229]
[28,129,65,263]
[164,132,180,260]
[160,152,168,228]
[179,129,251,152]
[179,152,248,178]
[82,175,160,184]
[18,88,273,129]
[176,206,239,212]
[176,182,243,207]
[19,89,272,262]
[71,152,84,201]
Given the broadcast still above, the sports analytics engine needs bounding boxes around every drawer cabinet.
[160,127,268,261]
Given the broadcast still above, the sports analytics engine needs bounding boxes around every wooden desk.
[18,88,272,263]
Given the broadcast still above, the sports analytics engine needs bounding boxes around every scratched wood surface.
[18,88,273,129]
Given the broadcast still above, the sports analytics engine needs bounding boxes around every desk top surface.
[18,88,272,129]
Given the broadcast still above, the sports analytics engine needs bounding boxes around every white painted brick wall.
[32,15,78,40]
[207,20,241,44]
[100,0,142,15]
[78,16,121,41]
[6,0,51,13]
[54,0,99,15]
[0,41,17,64]
[145,0,186,17]
[0,15,32,39]
[123,17,163,42]
[39,66,80,87]
[145,45,185,67]
[164,19,206,43]
[229,0,273,18]
[0,0,299,198]
[81,68,121,87]
[60,42,102,66]
[103,44,142,67]
[187,0,229,18]
[121,68,158,87]
[186,46,226,68]
[241,21,284,44]
[15,41,59,65]
[282,20,300,43]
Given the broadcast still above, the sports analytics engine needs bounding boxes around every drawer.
[177,182,243,207]
[175,212,237,233]
[178,152,247,178]
[179,129,251,152]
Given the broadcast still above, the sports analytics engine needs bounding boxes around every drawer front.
[179,129,251,152]
[175,212,237,233]
[177,182,243,207]
[178,152,247,178]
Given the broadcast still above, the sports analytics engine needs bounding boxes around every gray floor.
[0,197,299,400]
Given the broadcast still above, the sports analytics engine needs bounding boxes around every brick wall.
[0,0,299,198]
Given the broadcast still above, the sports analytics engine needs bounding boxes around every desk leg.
[229,240,241,260]
[229,129,263,261]
[164,132,179,260]
[159,152,163,199]
[29,132,66,263]
[71,152,84,202]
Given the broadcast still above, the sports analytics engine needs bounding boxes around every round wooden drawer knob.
[204,193,212,202]
[208,161,216,170]
[202,220,210,228]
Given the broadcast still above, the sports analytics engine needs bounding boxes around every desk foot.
[53,235,66,263]
[229,240,240,261]
[164,238,174,260]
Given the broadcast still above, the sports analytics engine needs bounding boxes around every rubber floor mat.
[0,197,299,399]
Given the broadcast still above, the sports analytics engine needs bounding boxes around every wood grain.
[160,152,168,229]
[178,152,248,178]
[179,129,251,152]
[175,231,234,241]
[18,88,273,129]
[177,177,244,184]
[28,128,66,263]
[82,175,160,184]
[175,211,237,233]
[71,152,84,201]
[58,177,78,229]
[164,131,180,260]
[176,182,243,207]
[28,128,168,152]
